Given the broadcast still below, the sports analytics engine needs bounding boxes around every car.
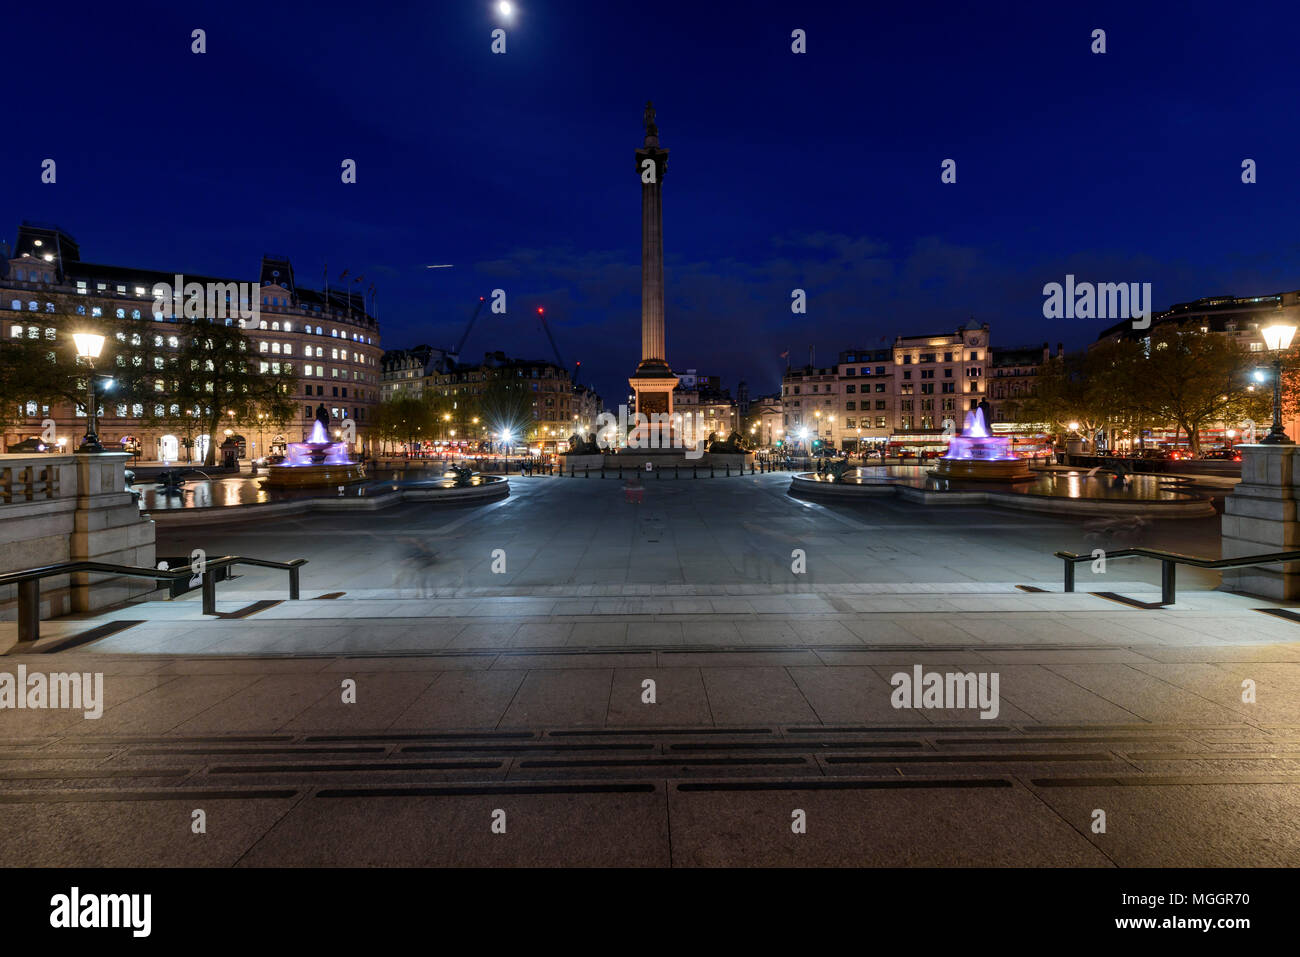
[1203,449,1242,462]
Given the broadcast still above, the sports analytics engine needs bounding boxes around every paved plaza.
[3,475,1299,866]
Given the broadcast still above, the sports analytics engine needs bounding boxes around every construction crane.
[452,296,487,357]
[536,307,581,385]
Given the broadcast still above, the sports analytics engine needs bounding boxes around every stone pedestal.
[1221,445,1300,599]
[70,453,156,611]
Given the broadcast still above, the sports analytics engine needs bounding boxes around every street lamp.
[1259,323,1296,444]
[72,332,106,453]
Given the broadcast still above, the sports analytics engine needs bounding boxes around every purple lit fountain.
[932,403,1032,481]
[261,405,367,488]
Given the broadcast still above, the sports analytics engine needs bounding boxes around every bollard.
[17,578,40,644]
[710,465,715,477]
[725,464,730,477]
[600,468,605,480]
[675,465,679,479]
[693,466,698,479]
[585,466,590,478]
[289,565,300,600]
[201,568,217,616]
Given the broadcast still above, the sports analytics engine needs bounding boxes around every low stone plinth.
[557,454,606,474]
[0,452,156,619]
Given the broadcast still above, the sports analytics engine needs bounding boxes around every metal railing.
[1055,546,1300,606]
[1,555,307,645]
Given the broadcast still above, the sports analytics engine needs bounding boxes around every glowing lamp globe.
[73,332,105,360]
[1262,324,1297,352]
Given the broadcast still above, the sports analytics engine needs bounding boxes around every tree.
[2,313,166,440]
[1022,326,1277,454]
[0,334,79,431]
[1019,350,1118,451]
[372,395,436,455]
[1135,323,1270,454]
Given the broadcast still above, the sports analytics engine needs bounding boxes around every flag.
[779,351,789,359]
[339,269,349,281]
[354,275,364,283]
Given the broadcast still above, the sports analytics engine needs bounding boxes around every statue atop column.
[643,100,659,147]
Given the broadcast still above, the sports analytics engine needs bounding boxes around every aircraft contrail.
[425,264,454,269]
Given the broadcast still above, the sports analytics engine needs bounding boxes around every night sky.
[6,0,1299,406]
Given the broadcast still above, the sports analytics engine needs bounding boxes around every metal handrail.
[3,555,307,646]
[1054,546,1300,605]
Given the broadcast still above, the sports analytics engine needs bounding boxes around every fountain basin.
[931,455,1032,481]
[789,466,1216,517]
[261,418,366,488]
[260,461,367,488]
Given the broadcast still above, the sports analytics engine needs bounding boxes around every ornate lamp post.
[1259,323,1296,444]
[72,332,106,453]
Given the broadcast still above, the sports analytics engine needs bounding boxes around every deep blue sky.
[6,0,1299,405]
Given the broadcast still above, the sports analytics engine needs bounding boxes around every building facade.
[780,322,993,452]
[672,370,739,438]
[380,349,604,451]
[1,222,382,460]
[987,342,1058,424]
[379,345,453,402]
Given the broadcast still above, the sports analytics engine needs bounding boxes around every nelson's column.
[628,101,679,444]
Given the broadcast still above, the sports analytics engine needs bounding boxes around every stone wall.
[0,452,156,618]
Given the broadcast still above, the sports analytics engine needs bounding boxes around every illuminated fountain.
[931,403,1032,482]
[261,406,367,489]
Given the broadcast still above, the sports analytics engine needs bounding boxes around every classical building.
[892,320,990,436]
[779,322,992,452]
[380,345,453,402]
[780,363,839,450]
[747,393,782,447]
[988,342,1059,423]
[1,222,382,460]
[670,368,739,437]
[425,351,600,451]
[833,349,895,450]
